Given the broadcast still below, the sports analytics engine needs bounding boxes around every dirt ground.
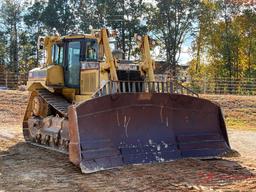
[202,94,256,130]
[1,91,256,192]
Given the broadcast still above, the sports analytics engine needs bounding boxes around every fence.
[0,71,28,89]
[187,78,256,95]
[0,71,255,96]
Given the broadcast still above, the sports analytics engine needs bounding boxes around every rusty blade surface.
[69,93,231,173]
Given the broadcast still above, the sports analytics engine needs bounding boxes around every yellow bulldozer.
[23,28,232,173]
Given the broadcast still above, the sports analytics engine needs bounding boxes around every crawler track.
[37,89,70,116]
[25,89,71,153]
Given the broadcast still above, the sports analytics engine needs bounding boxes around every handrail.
[92,80,199,98]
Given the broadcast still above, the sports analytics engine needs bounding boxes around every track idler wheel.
[32,96,49,117]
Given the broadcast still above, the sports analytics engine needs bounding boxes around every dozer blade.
[68,93,231,173]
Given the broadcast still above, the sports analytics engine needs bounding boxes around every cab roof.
[61,34,97,40]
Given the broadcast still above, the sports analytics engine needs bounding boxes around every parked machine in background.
[23,28,232,173]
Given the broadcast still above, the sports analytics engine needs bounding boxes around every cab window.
[51,45,57,64]
[54,45,59,64]
[52,44,64,66]
[85,40,97,61]
[58,46,64,65]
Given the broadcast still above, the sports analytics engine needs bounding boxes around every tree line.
[189,0,256,81]
[0,0,256,81]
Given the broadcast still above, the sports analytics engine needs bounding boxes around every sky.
[179,37,193,65]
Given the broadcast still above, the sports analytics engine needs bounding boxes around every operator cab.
[52,36,143,90]
[52,38,99,88]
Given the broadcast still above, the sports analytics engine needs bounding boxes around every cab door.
[64,40,81,88]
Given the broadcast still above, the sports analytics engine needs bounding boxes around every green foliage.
[91,0,148,59]
[0,0,22,74]
[0,0,256,81]
[190,0,256,81]
[41,0,76,35]
[147,0,200,76]
[0,31,7,68]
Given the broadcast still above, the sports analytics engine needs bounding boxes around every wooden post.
[5,70,8,89]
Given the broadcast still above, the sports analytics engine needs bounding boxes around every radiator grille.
[80,71,97,94]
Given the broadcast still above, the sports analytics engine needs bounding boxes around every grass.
[226,118,255,130]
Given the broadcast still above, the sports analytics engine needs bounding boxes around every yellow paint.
[98,29,118,81]
[99,66,109,86]
[44,36,61,65]
[27,28,158,105]
[80,70,99,95]
[46,65,64,86]
[139,35,155,82]
[62,88,76,102]
[27,81,45,91]
[27,65,64,92]
[63,34,96,40]
[75,95,91,103]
